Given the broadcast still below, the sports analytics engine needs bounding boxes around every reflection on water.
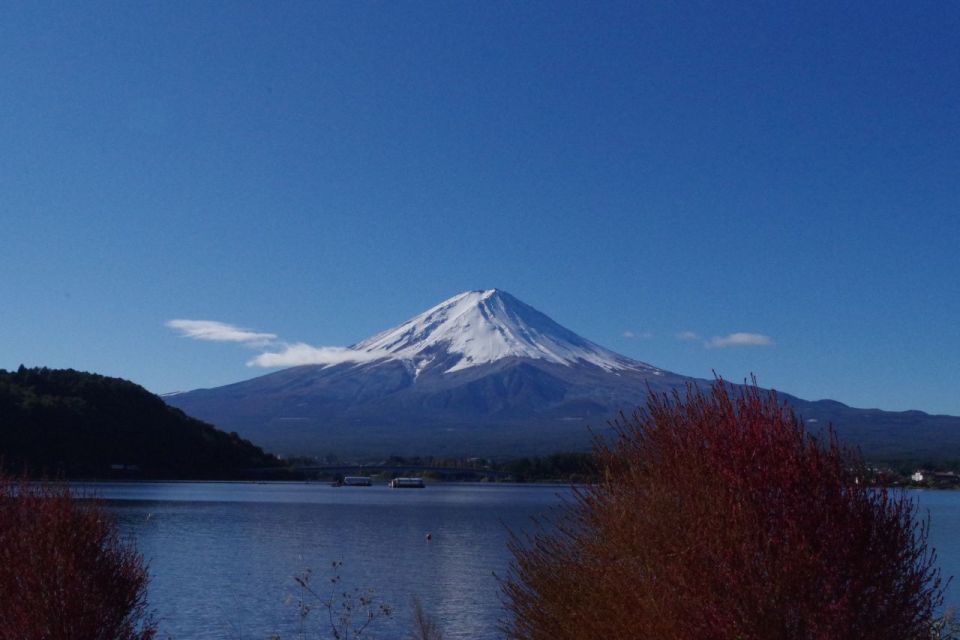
[86,482,960,640]
[92,482,568,640]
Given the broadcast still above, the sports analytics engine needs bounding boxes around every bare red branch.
[502,380,946,640]
[0,474,156,640]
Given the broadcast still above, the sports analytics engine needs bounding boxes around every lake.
[88,482,960,640]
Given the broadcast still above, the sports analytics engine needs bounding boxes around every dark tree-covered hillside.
[0,366,280,478]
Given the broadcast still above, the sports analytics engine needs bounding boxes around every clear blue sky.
[2,1,958,414]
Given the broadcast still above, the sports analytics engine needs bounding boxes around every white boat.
[342,476,372,486]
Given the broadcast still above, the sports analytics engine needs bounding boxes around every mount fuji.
[352,289,659,376]
[165,290,960,459]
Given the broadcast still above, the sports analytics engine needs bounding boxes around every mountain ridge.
[165,290,960,459]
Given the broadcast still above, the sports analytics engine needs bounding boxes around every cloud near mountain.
[167,319,390,368]
[166,319,277,346]
[706,332,774,348]
[247,343,390,368]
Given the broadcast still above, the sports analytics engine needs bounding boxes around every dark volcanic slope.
[0,366,280,477]
[165,290,960,459]
[167,357,960,460]
[167,357,695,456]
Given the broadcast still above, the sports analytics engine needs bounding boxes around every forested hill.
[0,366,280,478]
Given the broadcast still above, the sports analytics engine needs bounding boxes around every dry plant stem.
[290,562,392,640]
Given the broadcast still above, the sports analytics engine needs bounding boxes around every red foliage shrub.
[502,380,947,640]
[0,475,155,640]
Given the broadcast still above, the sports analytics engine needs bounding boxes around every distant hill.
[166,289,960,460]
[0,366,280,478]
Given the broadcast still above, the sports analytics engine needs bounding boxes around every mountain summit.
[166,291,960,459]
[352,289,659,376]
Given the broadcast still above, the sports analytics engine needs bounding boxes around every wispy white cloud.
[705,332,774,349]
[166,319,278,346]
[247,343,391,368]
[622,330,654,340]
[675,331,700,341]
[166,318,387,368]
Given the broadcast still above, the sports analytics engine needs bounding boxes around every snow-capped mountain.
[165,290,960,459]
[351,289,660,375]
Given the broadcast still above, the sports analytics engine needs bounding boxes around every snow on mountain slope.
[352,289,662,375]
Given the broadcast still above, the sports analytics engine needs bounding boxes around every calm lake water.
[85,482,960,640]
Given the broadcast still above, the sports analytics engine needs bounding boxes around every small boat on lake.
[389,477,425,489]
[342,476,372,486]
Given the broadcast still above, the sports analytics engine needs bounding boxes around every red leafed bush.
[502,380,948,640]
[0,474,155,640]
